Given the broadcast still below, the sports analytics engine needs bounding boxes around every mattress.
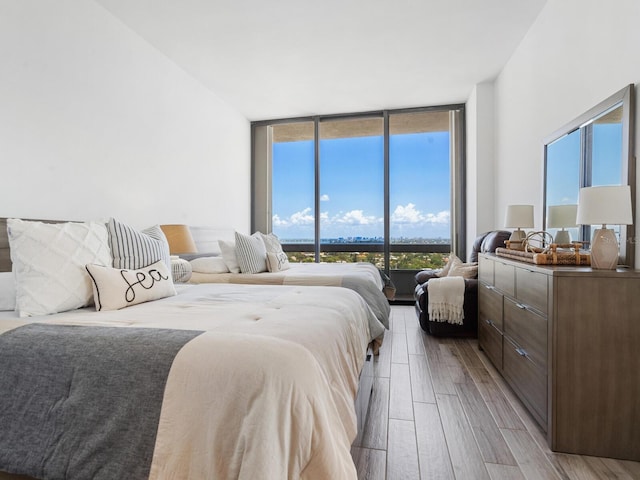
[0,283,382,480]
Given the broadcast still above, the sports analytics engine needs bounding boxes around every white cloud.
[320,194,330,201]
[391,203,422,223]
[424,210,450,224]
[290,207,314,225]
[272,214,288,227]
[275,204,447,231]
[273,208,314,227]
[334,210,382,225]
[391,203,449,224]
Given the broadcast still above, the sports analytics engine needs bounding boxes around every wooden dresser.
[478,253,640,461]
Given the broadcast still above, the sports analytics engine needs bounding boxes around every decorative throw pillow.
[235,231,268,274]
[189,256,230,274]
[7,219,112,317]
[0,272,16,311]
[447,261,479,279]
[259,232,284,254]
[86,260,176,311]
[266,251,290,273]
[218,240,241,273]
[437,253,461,277]
[107,218,171,271]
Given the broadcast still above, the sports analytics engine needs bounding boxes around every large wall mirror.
[543,84,636,267]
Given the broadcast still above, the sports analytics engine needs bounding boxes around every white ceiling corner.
[94,0,548,121]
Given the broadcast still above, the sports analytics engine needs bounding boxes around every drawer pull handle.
[516,303,527,310]
[515,347,528,357]
[485,285,495,290]
[485,319,493,326]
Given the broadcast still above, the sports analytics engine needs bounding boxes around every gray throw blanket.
[0,324,203,480]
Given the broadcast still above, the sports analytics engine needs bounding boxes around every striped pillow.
[235,231,267,274]
[107,218,171,271]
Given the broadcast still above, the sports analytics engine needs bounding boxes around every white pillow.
[437,253,461,277]
[190,256,230,274]
[86,260,176,311]
[107,218,171,271]
[448,261,478,279]
[259,232,284,254]
[235,232,268,274]
[0,272,16,311]
[266,252,290,273]
[219,240,240,273]
[7,219,112,317]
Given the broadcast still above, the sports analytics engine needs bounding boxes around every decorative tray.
[495,247,591,266]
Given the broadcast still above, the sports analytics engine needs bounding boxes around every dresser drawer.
[478,256,494,285]
[503,297,547,370]
[479,283,503,330]
[504,337,547,428]
[479,317,503,371]
[515,268,548,314]
[494,261,515,297]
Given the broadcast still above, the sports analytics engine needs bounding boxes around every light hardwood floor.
[351,305,640,480]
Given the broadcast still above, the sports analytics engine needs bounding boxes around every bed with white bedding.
[184,228,393,332]
[190,261,392,330]
[0,217,383,480]
[0,283,380,479]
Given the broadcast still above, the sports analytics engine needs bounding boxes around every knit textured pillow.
[7,219,112,317]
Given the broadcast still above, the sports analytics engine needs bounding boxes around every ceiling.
[95,0,548,121]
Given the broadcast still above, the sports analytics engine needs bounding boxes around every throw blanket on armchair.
[427,276,465,325]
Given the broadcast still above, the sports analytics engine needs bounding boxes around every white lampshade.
[504,205,534,229]
[576,185,633,226]
[547,205,578,229]
[576,185,633,269]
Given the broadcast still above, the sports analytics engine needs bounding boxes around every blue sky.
[272,132,451,241]
[546,123,623,207]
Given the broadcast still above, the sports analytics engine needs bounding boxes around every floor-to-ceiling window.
[252,105,465,298]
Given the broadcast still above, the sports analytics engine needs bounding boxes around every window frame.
[251,104,466,275]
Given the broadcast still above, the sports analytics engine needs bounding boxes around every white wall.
[492,0,640,264]
[0,0,250,232]
[466,81,496,257]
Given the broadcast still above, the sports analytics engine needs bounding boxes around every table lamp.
[576,185,633,269]
[547,204,578,244]
[160,224,198,256]
[505,205,534,242]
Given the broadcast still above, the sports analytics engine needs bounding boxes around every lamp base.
[509,229,526,242]
[590,228,619,270]
[554,230,571,245]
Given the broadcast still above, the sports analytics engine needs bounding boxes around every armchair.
[414,230,511,337]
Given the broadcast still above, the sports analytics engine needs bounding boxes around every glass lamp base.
[590,228,619,270]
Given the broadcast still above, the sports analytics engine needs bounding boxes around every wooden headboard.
[0,217,74,272]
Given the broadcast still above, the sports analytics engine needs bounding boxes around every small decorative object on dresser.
[478,253,640,461]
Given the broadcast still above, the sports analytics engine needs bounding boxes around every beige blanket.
[427,276,465,324]
[0,283,380,479]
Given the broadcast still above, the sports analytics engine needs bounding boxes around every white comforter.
[0,283,381,480]
[189,262,391,330]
